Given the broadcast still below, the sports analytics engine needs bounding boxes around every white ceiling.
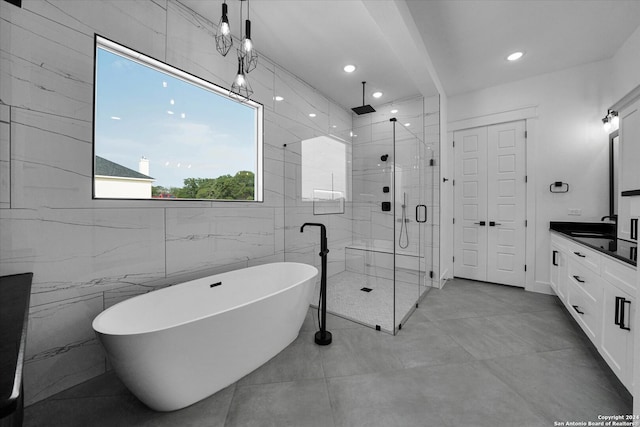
[181,0,640,110]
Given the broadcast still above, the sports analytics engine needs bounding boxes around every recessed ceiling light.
[110,116,121,120]
[507,51,524,61]
[390,109,398,114]
[372,91,383,98]
[274,96,284,101]
[404,123,410,127]
[343,64,356,73]
[309,113,316,118]
[167,111,174,115]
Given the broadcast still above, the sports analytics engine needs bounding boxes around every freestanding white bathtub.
[92,262,318,411]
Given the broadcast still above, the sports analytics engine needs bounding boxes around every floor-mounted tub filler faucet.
[300,223,332,345]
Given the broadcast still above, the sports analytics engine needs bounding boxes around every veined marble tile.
[284,244,320,272]
[166,1,236,95]
[425,111,440,127]
[10,108,93,209]
[23,0,167,61]
[329,101,353,142]
[165,206,276,276]
[0,119,9,208]
[0,3,94,122]
[23,292,105,405]
[268,111,317,150]
[274,206,285,254]
[425,94,440,114]
[247,252,286,268]
[0,104,9,123]
[274,66,329,134]
[0,207,166,306]
[167,1,274,108]
[102,258,251,309]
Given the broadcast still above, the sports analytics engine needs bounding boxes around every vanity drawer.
[601,256,636,294]
[565,239,602,273]
[567,282,600,341]
[567,259,603,302]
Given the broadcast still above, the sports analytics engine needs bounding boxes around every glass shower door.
[393,119,428,332]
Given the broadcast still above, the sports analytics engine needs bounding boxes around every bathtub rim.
[92,262,318,336]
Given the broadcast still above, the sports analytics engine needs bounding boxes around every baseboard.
[527,280,555,295]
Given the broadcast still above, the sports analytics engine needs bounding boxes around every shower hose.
[399,192,409,249]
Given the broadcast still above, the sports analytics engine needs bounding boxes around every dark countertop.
[550,222,637,267]
[621,189,640,197]
[0,273,33,418]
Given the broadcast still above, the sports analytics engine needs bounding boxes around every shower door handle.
[416,205,427,223]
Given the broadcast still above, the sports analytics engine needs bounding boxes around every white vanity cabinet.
[550,231,636,392]
[601,277,634,391]
[550,234,568,300]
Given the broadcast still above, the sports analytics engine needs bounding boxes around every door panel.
[487,121,526,286]
[454,127,488,281]
[454,121,526,287]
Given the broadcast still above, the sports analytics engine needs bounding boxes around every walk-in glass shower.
[284,95,440,334]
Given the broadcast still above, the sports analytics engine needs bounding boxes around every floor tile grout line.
[222,383,239,427]
[477,358,557,425]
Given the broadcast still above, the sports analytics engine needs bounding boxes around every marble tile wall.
[0,0,355,405]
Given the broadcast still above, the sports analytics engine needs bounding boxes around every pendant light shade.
[230,56,253,101]
[215,1,233,56]
[239,18,258,73]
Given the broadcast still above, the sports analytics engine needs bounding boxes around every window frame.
[92,34,264,202]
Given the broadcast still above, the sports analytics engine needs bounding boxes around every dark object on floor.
[0,272,33,427]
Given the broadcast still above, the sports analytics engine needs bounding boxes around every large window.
[93,36,263,201]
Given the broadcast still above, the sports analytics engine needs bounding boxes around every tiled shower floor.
[316,270,428,332]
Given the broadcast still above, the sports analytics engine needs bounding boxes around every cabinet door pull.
[631,218,638,241]
[572,305,584,315]
[573,252,586,258]
[474,221,486,226]
[622,299,631,331]
[615,297,631,331]
[572,275,585,283]
[552,250,558,266]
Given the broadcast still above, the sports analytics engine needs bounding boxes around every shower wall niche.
[285,95,440,334]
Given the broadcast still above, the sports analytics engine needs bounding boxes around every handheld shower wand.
[399,192,409,249]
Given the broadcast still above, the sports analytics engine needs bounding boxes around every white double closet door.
[454,120,527,287]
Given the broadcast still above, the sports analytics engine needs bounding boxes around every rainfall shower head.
[352,82,376,115]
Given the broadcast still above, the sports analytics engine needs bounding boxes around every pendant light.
[215,0,233,56]
[239,0,258,73]
[230,51,253,100]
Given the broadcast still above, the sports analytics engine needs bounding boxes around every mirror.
[610,130,619,217]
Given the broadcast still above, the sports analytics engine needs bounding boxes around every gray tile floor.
[24,278,632,427]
